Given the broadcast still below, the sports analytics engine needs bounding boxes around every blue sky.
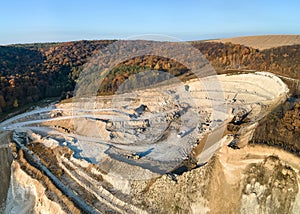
[1,0,300,44]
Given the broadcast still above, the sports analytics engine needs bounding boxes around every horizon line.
[1,33,300,46]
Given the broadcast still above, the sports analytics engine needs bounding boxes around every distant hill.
[209,35,300,50]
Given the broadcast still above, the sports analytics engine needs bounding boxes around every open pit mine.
[1,71,300,214]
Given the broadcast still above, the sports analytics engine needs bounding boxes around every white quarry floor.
[0,72,289,176]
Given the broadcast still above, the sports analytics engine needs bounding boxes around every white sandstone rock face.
[5,161,64,214]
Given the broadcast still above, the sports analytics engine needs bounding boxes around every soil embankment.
[0,133,13,213]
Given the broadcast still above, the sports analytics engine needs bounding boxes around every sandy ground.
[209,35,300,50]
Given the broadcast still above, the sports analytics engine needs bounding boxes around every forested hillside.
[1,40,300,112]
[251,99,300,154]
[0,40,114,112]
